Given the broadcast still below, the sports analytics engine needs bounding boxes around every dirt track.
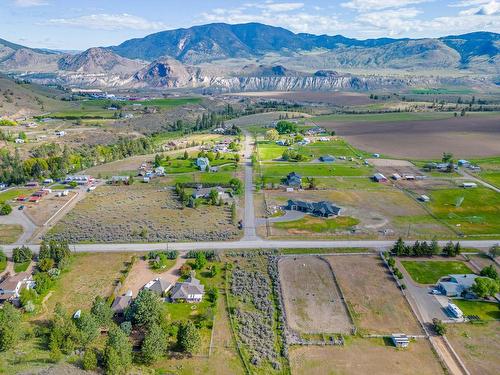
[321,116,500,158]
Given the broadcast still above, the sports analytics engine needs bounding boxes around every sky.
[1,0,499,50]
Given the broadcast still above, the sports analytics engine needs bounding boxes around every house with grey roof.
[111,290,133,315]
[196,157,210,171]
[320,155,336,163]
[437,274,479,297]
[192,186,231,201]
[285,172,302,188]
[285,200,341,218]
[143,278,172,297]
[170,276,205,303]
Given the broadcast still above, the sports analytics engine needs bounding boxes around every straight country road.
[242,130,259,241]
[457,168,500,193]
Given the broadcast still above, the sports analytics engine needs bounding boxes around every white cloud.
[254,2,305,12]
[44,13,167,31]
[14,0,48,7]
[341,0,430,11]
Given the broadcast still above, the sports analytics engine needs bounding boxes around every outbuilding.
[391,333,410,348]
[373,173,388,183]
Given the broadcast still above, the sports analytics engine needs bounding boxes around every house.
[391,333,410,348]
[155,166,166,176]
[437,274,480,297]
[170,276,205,303]
[320,155,336,163]
[29,196,42,203]
[111,290,133,315]
[64,175,94,185]
[0,273,33,302]
[285,172,302,188]
[43,178,54,184]
[462,182,477,188]
[392,173,402,180]
[373,173,388,183]
[144,278,172,296]
[458,159,470,167]
[110,176,130,185]
[196,157,210,171]
[419,195,431,202]
[285,200,341,218]
[447,303,464,319]
[16,195,27,202]
[192,186,231,201]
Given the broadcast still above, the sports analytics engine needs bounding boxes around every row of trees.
[391,238,461,257]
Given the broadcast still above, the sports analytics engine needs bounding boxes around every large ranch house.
[285,200,342,218]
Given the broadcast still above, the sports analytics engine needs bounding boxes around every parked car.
[18,205,25,210]
[430,289,441,295]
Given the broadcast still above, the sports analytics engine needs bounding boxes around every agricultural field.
[446,322,500,375]
[0,224,23,244]
[290,337,444,375]
[264,189,453,240]
[260,162,371,181]
[400,260,473,285]
[312,112,500,158]
[327,255,423,334]
[46,181,240,243]
[426,187,500,236]
[235,91,375,106]
[278,256,354,335]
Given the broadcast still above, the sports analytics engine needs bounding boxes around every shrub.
[433,318,447,335]
[12,246,33,263]
[120,321,132,336]
[82,349,98,371]
[180,263,192,277]
[39,258,55,272]
[0,203,12,216]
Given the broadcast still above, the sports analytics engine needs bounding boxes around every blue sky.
[1,0,499,50]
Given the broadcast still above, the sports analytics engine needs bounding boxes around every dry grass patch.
[326,255,422,334]
[279,256,353,334]
[447,322,500,375]
[290,338,444,375]
[0,224,23,244]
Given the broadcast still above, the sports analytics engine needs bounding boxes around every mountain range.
[0,23,498,91]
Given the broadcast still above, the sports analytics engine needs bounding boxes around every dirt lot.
[24,191,77,226]
[46,182,239,243]
[235,91,374,106]
[279,256,353,334]
[290,338,444,375]
[446,322,500,375]
[326,255,423,334]
[320,115,500,158]
[265,189,454,239]
[121,256,187,296]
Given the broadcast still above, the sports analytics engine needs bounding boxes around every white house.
[0,273,34,302]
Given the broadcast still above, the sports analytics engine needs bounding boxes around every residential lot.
[279,256,353,335]
[313,112,500,158]
[290,338,444,375]
[446,322,500,375]
[327,255,423,334]
[46,181,240,243]
[400,259,473,285]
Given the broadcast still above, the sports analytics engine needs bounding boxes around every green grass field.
[14,261,30,273]
[478,171,500,188]
[401,260,473,284]
[453,300,500,320]
[261,163,372,178]
[427,187,500,235]
[138,97,202,108]
[411,88,475,95]
[0,188,36,202]
[274,215,359,233]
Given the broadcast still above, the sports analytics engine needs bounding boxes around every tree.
[0,203,12,216]
[49,304,80,354]
[275,120,297,135]
[90,296,114,328]
[442,241,455,257]
[33,272,54,295]
[265,129,279,141]
[306,177,317,190]
[82,349,98,371]
[141,323,167,364]
[75,312,100,347]
[229,178,243,195]
[177,321,200,353]
[127,289,162,328]
[104,327,132,375]
[208,188,218,205]
[12,245,32,263]
[392,238,406,256]
[480,265,498,280]
[208,265,218,277]
[154,154,163,168]
[38,240,51,260]
[194,252,207,270]
[19,287,38,310]
[489,244,499,259]
[183,150,189,160]
[387,257,396,268]
[207,287,218,303]
[120,321,132,336]
[432,318,447,336]
[39,257,55,272]
[0,303,22,351]
[180,263,192,277]
[471,277,500,298]
[430,239,440,256]
[442,152,453,163]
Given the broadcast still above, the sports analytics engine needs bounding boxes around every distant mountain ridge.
[0,23,498,90]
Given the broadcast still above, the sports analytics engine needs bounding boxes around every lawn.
[14,261,30,273]
[427,187,500,235]
[274,215,359,234]
[401,260,473,284]
[478,171,500,188]
[163,159,198,173]
[0,188,36,202]
[261,163,372,178]
[0,224,23,244]
[0,256,6,273]
[138,97,202,108]
[312,111,456,123]
[452,300,500,320]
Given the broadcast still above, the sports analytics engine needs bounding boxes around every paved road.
[256,210,306,225]
[2,239,497,255]
[242,130,259,241]
[0,208,37,245]
[458,168,500,193]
